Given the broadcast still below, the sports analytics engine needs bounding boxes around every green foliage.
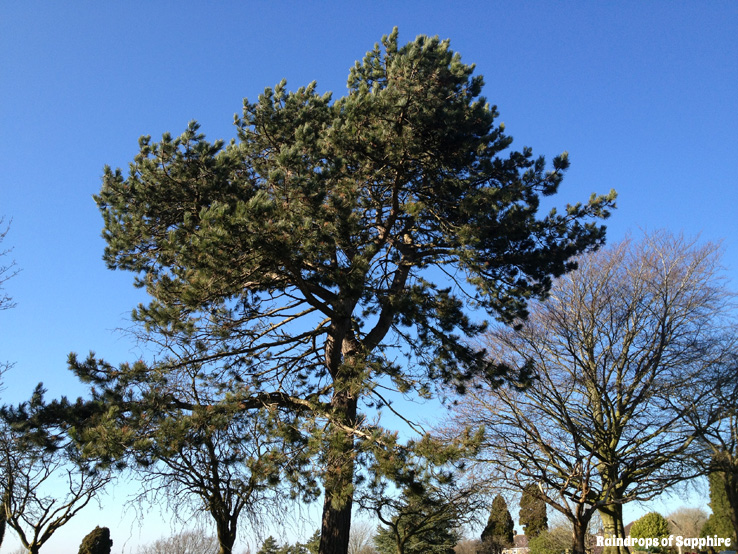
[701,470,737,542]
[481,495,514,546]
[519,484,548,539]
[78,526,113,554]
[303,530,320,554]
[77,27,614,553]
[528,529,570,554]
[630,513,669,552]
[256,536,314,554]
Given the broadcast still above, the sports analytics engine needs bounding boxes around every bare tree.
[454,539,481,554]
[349,520,377,554]
[137,530,220,554]
[667,507,708,554]
[452,232,735,554]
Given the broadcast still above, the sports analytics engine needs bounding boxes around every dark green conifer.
[519,484,548,538]
[480,494,514,551]
[78,526,113,554]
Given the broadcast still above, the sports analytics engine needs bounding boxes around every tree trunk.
[599,504,629,554]
[572,517,588,554]
[214,510,237,554]
[319,389,358,554]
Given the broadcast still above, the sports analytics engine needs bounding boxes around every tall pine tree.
[75,29,614,554]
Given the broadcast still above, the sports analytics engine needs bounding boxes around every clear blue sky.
[1,2,737,552]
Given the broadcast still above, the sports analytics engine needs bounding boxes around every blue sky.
[1,2,737,552]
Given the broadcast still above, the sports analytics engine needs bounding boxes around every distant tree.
[668,508,708,554]
[349,520,376,554]
[630,513,669,553]
[78,526,113,554]
[68,350,306,554]
[520,485,548,539]
[479,495,514,554]
[257,536,282,554]
[84,27,614,554]
[303,530,320,554]
[137,530,219,554]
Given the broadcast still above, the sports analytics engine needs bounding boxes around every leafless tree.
[454,539,481,554]
[137,529,221,554]
[667,507,708,554]
[349,519,377,554]
[451,232,736,554]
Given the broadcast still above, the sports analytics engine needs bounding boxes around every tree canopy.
[75,29,614,554]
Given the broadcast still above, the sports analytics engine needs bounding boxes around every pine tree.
[480,495,514,553]
[519,484,548,539]
[74,28,614,554]
[258,536,282,554]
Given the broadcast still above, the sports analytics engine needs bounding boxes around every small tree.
[630,513,669,553]
[520,485,548,539]
[78,526,113,554]
[479,495,514,554]
[527,526,572,554]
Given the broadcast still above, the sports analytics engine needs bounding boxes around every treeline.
[0,29,736,554]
